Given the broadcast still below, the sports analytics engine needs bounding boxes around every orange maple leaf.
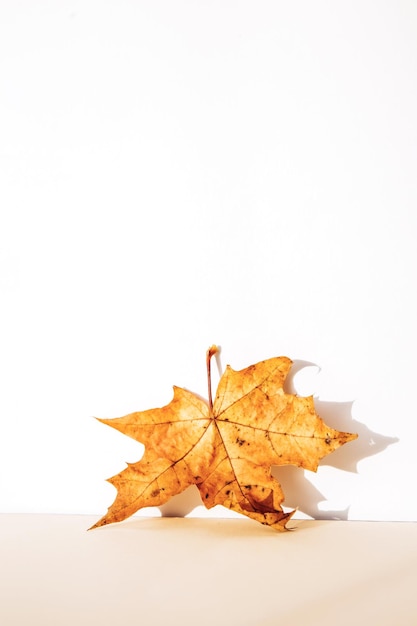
[92,347,357,531]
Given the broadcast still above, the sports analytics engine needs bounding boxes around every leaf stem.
[206,345,219,413]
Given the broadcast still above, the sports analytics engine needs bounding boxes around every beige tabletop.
[1,514,416,625]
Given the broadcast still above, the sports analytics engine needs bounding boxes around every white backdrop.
[1,0,416,523]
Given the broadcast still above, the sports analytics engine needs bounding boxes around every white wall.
[1,0,416,522]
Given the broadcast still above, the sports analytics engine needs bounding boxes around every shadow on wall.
[280,360,398,520]
[272,401,398,521]
[159,359,398,520]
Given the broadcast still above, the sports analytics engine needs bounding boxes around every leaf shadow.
[160,358,398,521]
[278,360,399,519]
[159,485,202,517]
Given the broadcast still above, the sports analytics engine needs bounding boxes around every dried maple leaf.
[92,347,357,531]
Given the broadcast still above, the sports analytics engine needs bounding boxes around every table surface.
[1,514,416,625]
